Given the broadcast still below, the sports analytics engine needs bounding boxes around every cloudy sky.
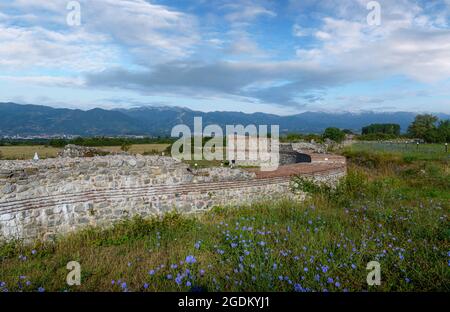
[0,0,449,115]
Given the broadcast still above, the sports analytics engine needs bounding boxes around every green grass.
[345,142,449,162]
[0,151,449,292]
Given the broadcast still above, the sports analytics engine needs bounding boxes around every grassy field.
[347,142,449,162]
[98,144,170,155]
[0,144,170,160]
[0,145,61,160]
[0,149,448,292]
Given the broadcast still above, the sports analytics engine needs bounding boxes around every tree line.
[360,114,449,143]
[0,137,175,147]
[282,114,449,144]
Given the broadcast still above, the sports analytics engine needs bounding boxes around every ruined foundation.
[0,153,346,242]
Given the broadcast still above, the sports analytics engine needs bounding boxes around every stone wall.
[0,155,346,242]
[291,142,328,154]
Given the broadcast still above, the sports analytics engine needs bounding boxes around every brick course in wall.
[0,154,346,242]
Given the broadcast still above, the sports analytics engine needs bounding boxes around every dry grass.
[0,144,171,160]
[99,144,170,155]
[0,146,61,160]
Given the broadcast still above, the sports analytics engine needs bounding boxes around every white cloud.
[294,2,450,83]
[0,0,200,71]
[0,24,120,71]
[0,75,84,87]
[292,24,314,37]
[224,4,276,22]
[1,0,449,112]
[84,0,200,63]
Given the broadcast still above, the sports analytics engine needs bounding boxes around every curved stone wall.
[0,155,346,242]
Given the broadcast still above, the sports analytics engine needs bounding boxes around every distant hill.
[0,102,448,137]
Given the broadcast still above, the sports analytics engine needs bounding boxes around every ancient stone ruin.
[0,145,346,242]
[57,144,111,158]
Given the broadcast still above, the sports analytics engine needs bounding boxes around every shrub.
[291,169,369,205]
[121,143,131,152]
[323,127,345,143]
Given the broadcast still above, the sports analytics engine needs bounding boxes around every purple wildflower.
[185,255,197,264]
[294,284,304,292]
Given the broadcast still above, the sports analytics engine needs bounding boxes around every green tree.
[407,114,438,140]
[437,120,450,143]
[362,124,400,136]
[342,129,354,135]
[323,127,345,143]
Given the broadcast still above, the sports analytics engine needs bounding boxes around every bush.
[323,127,345,143]
[341,150,398,168]
[121,143,131,152]
[291,169,368,205]
[281,133,324,143]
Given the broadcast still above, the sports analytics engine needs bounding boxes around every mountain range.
[1,102,448,137]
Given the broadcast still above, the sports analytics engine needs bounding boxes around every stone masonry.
[0,153,346,242]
